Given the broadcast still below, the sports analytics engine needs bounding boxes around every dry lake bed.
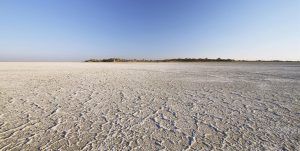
[0,62,299,150]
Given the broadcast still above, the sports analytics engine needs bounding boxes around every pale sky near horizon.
[0,0,299,61]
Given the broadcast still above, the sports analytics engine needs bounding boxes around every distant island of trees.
[84,58,297,62]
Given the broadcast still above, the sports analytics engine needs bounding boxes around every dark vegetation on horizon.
[84,58,297,62]
[85,58,234,62]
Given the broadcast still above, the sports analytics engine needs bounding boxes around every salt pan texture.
[0,62,299,150]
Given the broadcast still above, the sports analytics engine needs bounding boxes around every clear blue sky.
[0,0,299,61]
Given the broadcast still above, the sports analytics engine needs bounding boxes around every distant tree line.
[84,58,235,62]
[84,58,300,62]
[85,58,299,62]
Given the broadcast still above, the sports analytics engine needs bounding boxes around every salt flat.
[0,62,299,150]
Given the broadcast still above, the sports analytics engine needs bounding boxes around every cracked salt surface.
[0,62,299,150]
